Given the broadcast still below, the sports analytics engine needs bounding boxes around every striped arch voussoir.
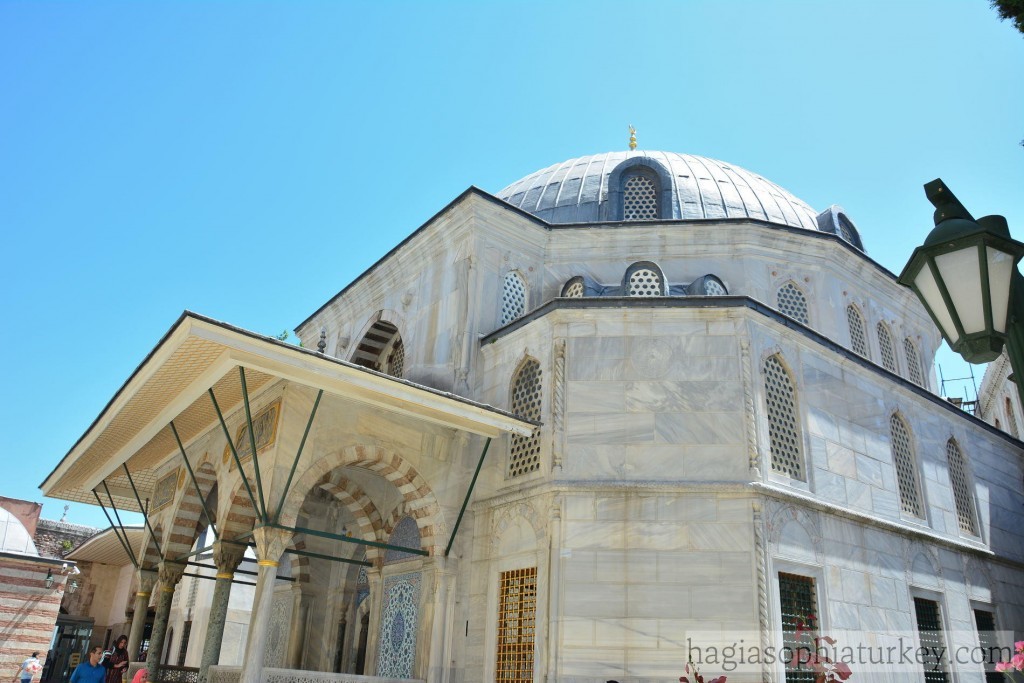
[162,464,218,561]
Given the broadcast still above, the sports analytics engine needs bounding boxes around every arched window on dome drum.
[903,337,924,386]
[763,354,804,481]
[877,323,898,375]
[622,172,659,221]
[945,439,977,535]
[889,413,923,518]
[508,358,542,478]
[501,272,527,325]
[776,282,809,325]
[561,277,585,298]
[624,262,665,297]
[352,321,405,378]
[1005,397,1019,438]
[846,305,869,358]
[703,278,727,296]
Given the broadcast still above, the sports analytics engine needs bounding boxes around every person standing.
[103,637,129,683]
[12,652,41,683]
[69,648,105,683]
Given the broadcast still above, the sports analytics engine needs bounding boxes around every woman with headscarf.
[130,671,147,683]
[103,637,129,683]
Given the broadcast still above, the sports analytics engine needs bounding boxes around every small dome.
[497,150,820,230]
[0,508,39,555]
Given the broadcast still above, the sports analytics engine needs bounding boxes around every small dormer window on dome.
[623,173,659,221]
[624,261,666,297]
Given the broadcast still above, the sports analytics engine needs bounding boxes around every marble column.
[425,556,454,683]
[363,569,384,676]
[239,527,292,683]
[145,562,185,678]
[127,570,157,662]
[198,542,247,683]
[545,501,563,683]
[285,586,310,669]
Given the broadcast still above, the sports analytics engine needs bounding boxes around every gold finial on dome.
[628,124,637,151]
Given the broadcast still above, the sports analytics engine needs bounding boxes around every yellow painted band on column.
[161,585,175,593]
[215,572,234,580]
[135,592,151,598]
[257,559,279,567]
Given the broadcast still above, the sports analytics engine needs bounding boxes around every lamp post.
[898,179,1024,406]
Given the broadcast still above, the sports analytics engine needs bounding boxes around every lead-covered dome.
[497,151,820,230]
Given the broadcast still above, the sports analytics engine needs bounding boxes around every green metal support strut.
[445,437,491,557]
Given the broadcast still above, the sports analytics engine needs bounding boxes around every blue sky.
[2,1,1022,529]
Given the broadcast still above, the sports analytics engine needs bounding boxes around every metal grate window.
[878,323,898,374]
[837,216,855,244]
[846,306,868,357]
[508,359,542,477]
[704,279,727,296]
[914,598,949,683]
[946,439,977,535]
[623,174,658,220]
[778,573,817,683]
[353,321,404,378]
[501,272,527,325]
[890,414,923,517]
[764,355,804,480]
[385,337,405,378]
[904,338,924,385]
[1005,397,1019,438]
[777,283,809,325]
[496,567,537,683]
[973,608,1003,683]
[628,268,663,296]
[176,620,192,666]
[563,280,584,298]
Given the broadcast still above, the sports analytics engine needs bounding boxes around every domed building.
[42,149,1024,683]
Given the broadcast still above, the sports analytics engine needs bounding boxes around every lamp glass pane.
[986,246,1015,333]
[913,262,960,343]
[935,247,985,334]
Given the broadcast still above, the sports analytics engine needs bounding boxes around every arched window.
[903,338,923,386]
[877,323,898,374]
[890,414,923,518]
[1005,397,1019,438]
[561,277,585,298]
[703,278,727,296]
[846,305,868,358]
[624,261,665,297]
[622,172,659,221]
[501,271,527,325]
[776,282,809,325]
[353,321,405,378]
[764,354,804,481]
[945,439,977,535]
[508,358,542,477]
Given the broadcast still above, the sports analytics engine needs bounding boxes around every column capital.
[252,526,293,564]
[157,561,186,589]
[212,541,247,575]
[135,569,157,595]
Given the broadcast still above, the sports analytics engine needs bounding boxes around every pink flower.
[996,661,1012,672]
[1011,652,1024,669]
[1016,640,1024,654]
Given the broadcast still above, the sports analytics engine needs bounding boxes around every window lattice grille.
[623,174,658,220]
[890,414,923,517]
[496,567,537,683]
[945,440,977,535]
[973,609,1003,683]
[765,355,804,480]
[386,337,405,378]
[501,272,527,325]
[705,279,727,296]
[846,306,868,357]
[837,216,855,244]
[176,620,192,667]
[628,268,662,296]
[878,323,898,374]
[777,283,809,325]
[914,598,949,683]
[508,360,542,477]
[779,573,817,683]
[1005,397,1019,438]
[904,338,923,385]
[563,280,584,298]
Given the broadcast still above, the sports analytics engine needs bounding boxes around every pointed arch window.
[904,337,924,386]
[508,359,542,477]
[846,305,868,358]
[764,354,804,481]
[877,323,898,374]
[945,439,977,535]
[622,173,659,221]
[776,282,809,325]
[353,321,405,378]
[624,261,665,297]
[501,272,527,325]
[1005,397,1019,438]
[890,414,923,518]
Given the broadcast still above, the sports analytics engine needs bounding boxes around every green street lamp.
[898,179,1024,404]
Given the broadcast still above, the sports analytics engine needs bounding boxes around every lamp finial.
[628,125,637,151]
